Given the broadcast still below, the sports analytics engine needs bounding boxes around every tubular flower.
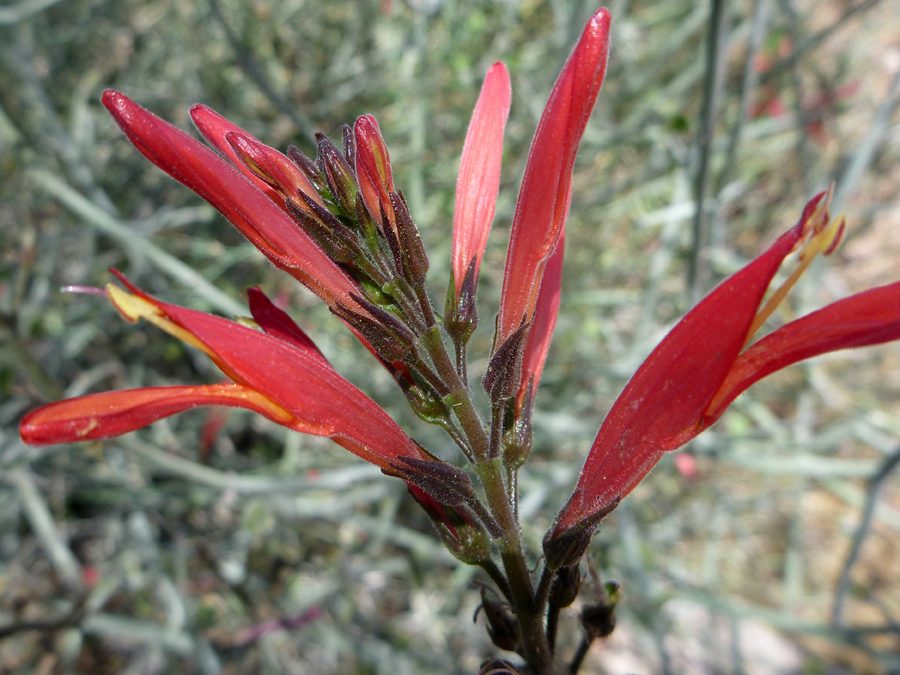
[494,8,611,351]
[20,274,431,473]
[451,62,512,298]
[546,189,900,553]
[517,230,565,410]
[100,91,359,310]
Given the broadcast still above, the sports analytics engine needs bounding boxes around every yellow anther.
[235,316,261,330]
[745,190,845,344]
[106,284,236,379]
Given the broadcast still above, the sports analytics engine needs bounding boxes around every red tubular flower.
[20,275,430,472]
[517,230,565,410]
[495,8,610,349]
[100,91,359,309]
[549,189,900,541]
[354,114,396,231]
[451,62,512,298]
[189,103,283,204]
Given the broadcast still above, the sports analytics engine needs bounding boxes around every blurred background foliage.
[2,0,900,672]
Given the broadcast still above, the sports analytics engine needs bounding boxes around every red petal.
[189,104,282,203]
[354,114,395,230]
[19,384,290,445]
[496,8,610,345]
[517,229,564,409]
[554,218,811,533]
[451,62,511,297]
[247,287,327,363]
[225,130,323,206]
[703,280,900,425]
[101,91,358,307]
[131,291,428,469]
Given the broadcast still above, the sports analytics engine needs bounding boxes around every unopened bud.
[285,196,360,266]
[483,319,529,405]
[548,564,582,610]
[226,131,324,207]
[287,145,329,198]
[342,123,355,167]
[354,114,395,231]
[445,257,479,346]
[390,192,429,286]
[580,581,621,639]
[479,589,521,653]
[316,133,359,216]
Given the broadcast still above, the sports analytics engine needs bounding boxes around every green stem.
[414,285,556,674]
[477,459,555,674]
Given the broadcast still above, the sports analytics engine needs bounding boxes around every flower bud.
[225,131,323,207]
[390,192,429,287]
[482,320,529,405]
[580,581,621,639]
[480,589,521,653]
[316,133,359,216]
[354,114,395,231]
[444,258,479,347]
[287,145,329,198]
[548,564,582,610]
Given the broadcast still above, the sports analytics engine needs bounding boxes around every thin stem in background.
[712,0,771,218]
[832,66,900,211]
[759,0,884,87]
[207,0,315,147]
[688,0,728,303]
[832,445,900,628]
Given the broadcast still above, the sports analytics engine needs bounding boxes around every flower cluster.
[19,7,900,672]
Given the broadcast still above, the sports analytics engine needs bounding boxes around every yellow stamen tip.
[106,284,159,323]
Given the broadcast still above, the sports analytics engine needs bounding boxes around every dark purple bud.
[390,191,429,287]
[479,589,521,654]
[580,581,621,639]
[483,319,529,405]
[548,564,582,610]
[287,145,330,198]
[542,495,620,571]
[445,257,479,346]
[379,200,405,276]
[285,197,359,265]
[316,133,358,216]
[341,123,355,167]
